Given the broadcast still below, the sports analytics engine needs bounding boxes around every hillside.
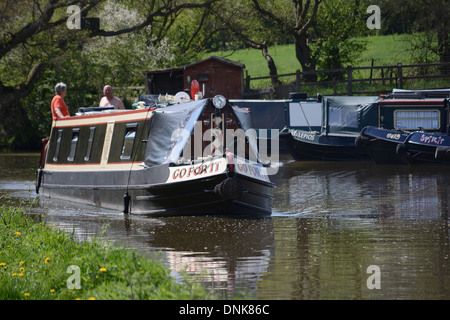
[203,34,416,78]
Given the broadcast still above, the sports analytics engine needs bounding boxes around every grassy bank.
[204,34,416,77]
[0,203,213,300]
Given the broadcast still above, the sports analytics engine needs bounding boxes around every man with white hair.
[51,82,70,120]
[99,85,125,109]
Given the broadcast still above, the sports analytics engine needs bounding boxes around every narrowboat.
[356,94,450,164]
[281,96,381,161]
[36,96,275,216]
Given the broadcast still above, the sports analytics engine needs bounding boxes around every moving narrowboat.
[356,92,450,164]
[281,96,380,161]
[36,96,275,216]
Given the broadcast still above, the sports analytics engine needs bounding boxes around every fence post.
[347,65,353,95]
[245,70,250,91]
[397,63,403,89]
[296,70,301,92]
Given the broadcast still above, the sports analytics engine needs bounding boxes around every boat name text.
[386,133,401,140]
[292,131,315,141]
[419,134,444,145]
[172,162,221,180]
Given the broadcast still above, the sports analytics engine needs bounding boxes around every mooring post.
[123,192,130,214]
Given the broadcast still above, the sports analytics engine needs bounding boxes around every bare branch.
[251,0,296,35]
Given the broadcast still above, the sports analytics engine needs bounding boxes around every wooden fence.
[243,61,450,98]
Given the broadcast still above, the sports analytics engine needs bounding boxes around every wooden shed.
[183,56,245,99]
[143,67,184,95]
[143,56,246,99]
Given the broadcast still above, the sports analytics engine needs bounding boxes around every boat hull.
[402,132,450,165]
[39,160,275,217]
[357,126,409,164]
[358,126,450,165]
[281,130,370,161]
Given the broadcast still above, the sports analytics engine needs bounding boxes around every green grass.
[0,201,215,300]
[204,34,447,95]
[204,34,416,77]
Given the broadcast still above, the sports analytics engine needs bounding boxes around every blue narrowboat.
[282,95,381,161]
[356,90,450,164]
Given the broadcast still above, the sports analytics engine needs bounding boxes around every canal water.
[1,152,449,299]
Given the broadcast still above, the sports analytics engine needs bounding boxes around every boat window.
[120,123,137,160]
[394,110,440,130]
[68,128,80,162]
[84,127,96,161]
[53,129,64,162]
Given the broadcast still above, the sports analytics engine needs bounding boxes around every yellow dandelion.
[19,267,24,272]
[88,297,96,300]
[99,267,107,272]
[24,292,30,297]
[14,232,21,236]
[0,262,6,266]
[50,289,55,293]
[11,273,17,276]
[19,261,24,265]
[18,273,24,277]
[44,257,50,264]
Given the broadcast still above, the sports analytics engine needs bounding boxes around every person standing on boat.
[51,82,70,121]
[99,85,125,109]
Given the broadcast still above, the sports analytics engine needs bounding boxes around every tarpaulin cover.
[321,96,381,135]
[144,99,260,167]
[144,99,207,167]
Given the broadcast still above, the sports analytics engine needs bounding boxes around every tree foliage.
[0,0,214,148]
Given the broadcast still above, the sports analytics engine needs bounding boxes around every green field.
[203,34,448,95]
[204,34,416,77]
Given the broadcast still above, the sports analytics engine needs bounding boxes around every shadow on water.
[1,153,450,299]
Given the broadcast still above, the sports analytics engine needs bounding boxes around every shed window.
[68,128,80,162]
[84,127,96,161]
[394,110,440,130]
[120,123,138,160]
[53,129,64,162]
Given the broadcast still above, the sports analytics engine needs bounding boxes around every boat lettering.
[292,131,315,141]
[419,134,444,145]
[236,163,264,179]
[172,162,220,180]
[386,133,401,140]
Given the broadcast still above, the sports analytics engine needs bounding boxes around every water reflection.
[1,153,450,299]
[273,161,450,221]
[39,199,275,299]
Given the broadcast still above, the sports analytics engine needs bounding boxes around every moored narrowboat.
[284,89,450,162]
[357,96,450,164]
[36,96,275,216]
[282,96,380,161]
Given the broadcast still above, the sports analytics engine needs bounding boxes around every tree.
[250,0,321,81]
[210,0,284,94]
[311,0,366,80]
[0,0,215,117]
[0,0,215,148]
